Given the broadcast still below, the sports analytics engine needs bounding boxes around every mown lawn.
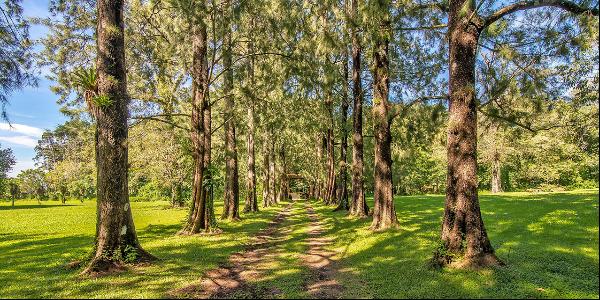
[314,189,599,299]
[0,190,598,298]
[0,199,286,298]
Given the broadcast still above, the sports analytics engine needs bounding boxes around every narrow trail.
[169,202,295,298]
[303,203,343,299]
[169,199,345,299]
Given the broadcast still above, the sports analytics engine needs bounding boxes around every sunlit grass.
[0,189,598,298]
[0,199,284,298]
[315,189,599,298]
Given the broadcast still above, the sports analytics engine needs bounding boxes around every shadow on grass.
[0,204,76,210]
[312,191,599,298]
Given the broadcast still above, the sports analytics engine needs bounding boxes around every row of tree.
[2,0,598,272]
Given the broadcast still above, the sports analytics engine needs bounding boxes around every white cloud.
[0,123,44,137]
[0,136,39,148]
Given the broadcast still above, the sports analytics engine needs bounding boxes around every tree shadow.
[0,204,76,210]
[310,191,599,298]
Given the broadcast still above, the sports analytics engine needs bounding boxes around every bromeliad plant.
[71,67,113,118]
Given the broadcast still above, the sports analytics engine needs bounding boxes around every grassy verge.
[313,189,599,298]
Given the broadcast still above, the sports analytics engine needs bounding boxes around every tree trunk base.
[80,258,125,277]
[349,213,369,219]
[369,220,399,231]
[431,251,504,270]
[450,253,504,270]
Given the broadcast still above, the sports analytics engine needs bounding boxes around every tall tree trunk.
[262,140,271,207]
[202,93,217,231]
[181,19,210,235]
[84,0,152,274]
[370,6,398,231]
[491,149,502,193]
[438,0,500,268]
[222,0,240,220]
[244,29,258,213]
[349,0,368,217]
[315,134,323,200]
[269,138,276,205]
[325,104,336,205]
[335,44,350,211]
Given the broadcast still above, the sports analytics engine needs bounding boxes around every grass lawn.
[0,199,287,298]
[0,189,598,298]
[315,189,599,298]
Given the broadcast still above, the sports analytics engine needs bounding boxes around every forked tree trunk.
[438,0,500,268]
[370,10,398,231]
[84,0,153,274]
[181,20,210,235]
[349,0,368,217]
[222,1,240,220]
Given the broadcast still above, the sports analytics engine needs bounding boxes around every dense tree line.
[2,0,597,272]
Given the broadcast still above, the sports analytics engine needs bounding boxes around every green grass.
[0,190,598,298]
[314,189,599,299]
[0,199,286,298]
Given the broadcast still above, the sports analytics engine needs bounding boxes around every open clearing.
[0,190,598,298]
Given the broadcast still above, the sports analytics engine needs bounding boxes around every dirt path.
[303,203,343,299]
[169,202,294,299]
[169,200,345,299]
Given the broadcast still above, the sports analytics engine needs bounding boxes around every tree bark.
[222,0,240,221]
[325,100,336,205]
[262,139,271,207]
[244,28,258,213]
[438,0,500,268]
[277,145,289,202]
[370,7,398,231]
[349,0,368,218]
[84,0,153,274]
[335,46,350,211]
[181,19,213,234]
[269,137,276,205]
[202,91,217,231]
[491,150,503,193]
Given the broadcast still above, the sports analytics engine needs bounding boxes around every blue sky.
[3,0,67,176]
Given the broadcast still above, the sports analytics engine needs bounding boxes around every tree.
[176,0,218,234]
[17,168,47,201]
[83,0,154,274]
[438,0,598,268]
[0,144,15,201]
[222,0,240,221]
[349,0,369,217]
[368,0,399,230]
[0,0,35,116]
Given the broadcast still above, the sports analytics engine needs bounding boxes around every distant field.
[0,190,598,298]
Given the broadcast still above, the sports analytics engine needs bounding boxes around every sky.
[3,0,67,177]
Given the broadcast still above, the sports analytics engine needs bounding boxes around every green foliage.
[0,0,36,112]
[92,94,112,107]
[71,67,97,93]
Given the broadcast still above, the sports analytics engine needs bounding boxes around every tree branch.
[392,95,448,119]
[483,0,599,29]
